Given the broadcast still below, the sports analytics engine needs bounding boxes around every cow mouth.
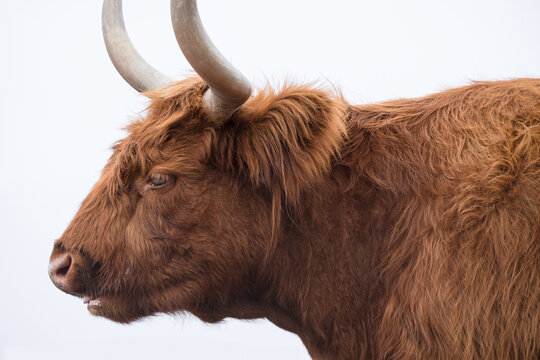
[81,293,115,315]
[83,295,102,308]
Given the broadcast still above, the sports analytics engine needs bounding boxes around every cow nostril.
[49,253,73,288]
[56,259,71,276]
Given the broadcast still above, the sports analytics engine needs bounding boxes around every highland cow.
[49,0,540,359]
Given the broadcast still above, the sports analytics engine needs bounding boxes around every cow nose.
[48,253,72,290]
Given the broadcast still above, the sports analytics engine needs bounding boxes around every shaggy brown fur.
[50,77,539,359]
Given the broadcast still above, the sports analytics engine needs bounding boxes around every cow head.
[49,0,345,323]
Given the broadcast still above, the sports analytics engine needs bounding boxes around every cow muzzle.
[48,252,74,292]
[49,253,73,291]
[48,249,92,296]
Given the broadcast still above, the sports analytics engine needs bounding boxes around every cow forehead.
[107,122,209,187]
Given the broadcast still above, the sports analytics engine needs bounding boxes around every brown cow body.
[50,77,540,359]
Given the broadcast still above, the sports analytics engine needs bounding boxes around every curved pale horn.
[102,0,174,92]
[171,0,252,120]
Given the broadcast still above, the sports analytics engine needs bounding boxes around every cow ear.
[212,84,347,205]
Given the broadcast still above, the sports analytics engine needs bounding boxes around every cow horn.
[171,0,252,120]
[102,0,174,92]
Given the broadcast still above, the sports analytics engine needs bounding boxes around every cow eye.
[145,173,175,190]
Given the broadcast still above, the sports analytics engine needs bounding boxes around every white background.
[1,1,539,359]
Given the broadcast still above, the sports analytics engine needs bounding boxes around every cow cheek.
[122,214,185,284]
[123,215,164,272]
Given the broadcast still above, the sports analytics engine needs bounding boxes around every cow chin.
[85,282,197,324]
[85,294,152,324]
